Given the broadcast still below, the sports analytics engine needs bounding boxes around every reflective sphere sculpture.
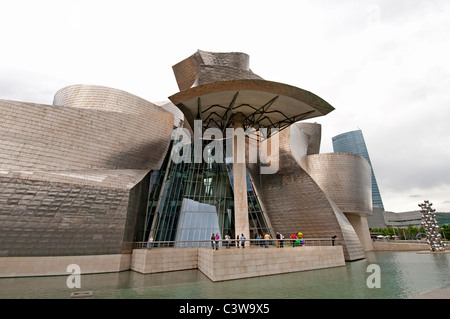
[419,200,445,252]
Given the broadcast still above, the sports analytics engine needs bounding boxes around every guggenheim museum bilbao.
[0,50,374,277]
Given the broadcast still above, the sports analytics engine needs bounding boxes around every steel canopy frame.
[169,79,335,140]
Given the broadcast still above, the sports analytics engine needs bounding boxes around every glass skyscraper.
[332,130,384,211]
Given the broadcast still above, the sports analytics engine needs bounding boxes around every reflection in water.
[1,251,449,299]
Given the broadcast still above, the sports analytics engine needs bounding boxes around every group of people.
[211,233,246,250]
[255,232,305,248]
[148,231,306,250]
[211,232,307,249]
[255,233,276,248]
[289,232,305,247]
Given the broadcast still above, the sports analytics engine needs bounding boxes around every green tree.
[440,225,450,240]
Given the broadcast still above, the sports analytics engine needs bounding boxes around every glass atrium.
[143,139,272,245]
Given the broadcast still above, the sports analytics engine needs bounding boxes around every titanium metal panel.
[251,125,366,261]
[300,153,373,216]
[0,86,174,257]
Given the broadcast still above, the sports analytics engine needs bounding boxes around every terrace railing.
[133,238,340,250]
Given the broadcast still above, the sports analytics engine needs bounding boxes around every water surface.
[1,251,449,299]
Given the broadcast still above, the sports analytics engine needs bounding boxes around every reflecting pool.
[1,251,449,299]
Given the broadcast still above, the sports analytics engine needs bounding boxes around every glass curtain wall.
[143,139,271,246]
[332,130,385,210]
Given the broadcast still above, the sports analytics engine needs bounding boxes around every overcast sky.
[1,0,449,212]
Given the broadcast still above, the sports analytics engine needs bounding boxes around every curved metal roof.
[169,79,334,135]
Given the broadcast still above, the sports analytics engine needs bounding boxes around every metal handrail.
[133,238,340,249]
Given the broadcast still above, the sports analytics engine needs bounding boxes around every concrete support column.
[346,215,374,251]
[232,114,250,241]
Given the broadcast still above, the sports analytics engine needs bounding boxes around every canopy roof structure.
[169,78,334,137]
[168,50,334,139]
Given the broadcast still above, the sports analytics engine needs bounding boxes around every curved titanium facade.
[0,85,174,257]
[172,50,261,91]
[1,85,173,172]
[0,51,374,268]
[253,124,366,261]
[295,122,322,155]
[300,153,373,216]
[53,84,161,117]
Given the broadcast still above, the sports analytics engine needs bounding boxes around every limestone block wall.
[1,246,347,279]
[0,254,131,277]
[130,246,345,282]
[131,248,199,274]
[372,241,429,251]
[197,246,346,282]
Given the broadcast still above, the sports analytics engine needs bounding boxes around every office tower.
[332,130,385,211]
